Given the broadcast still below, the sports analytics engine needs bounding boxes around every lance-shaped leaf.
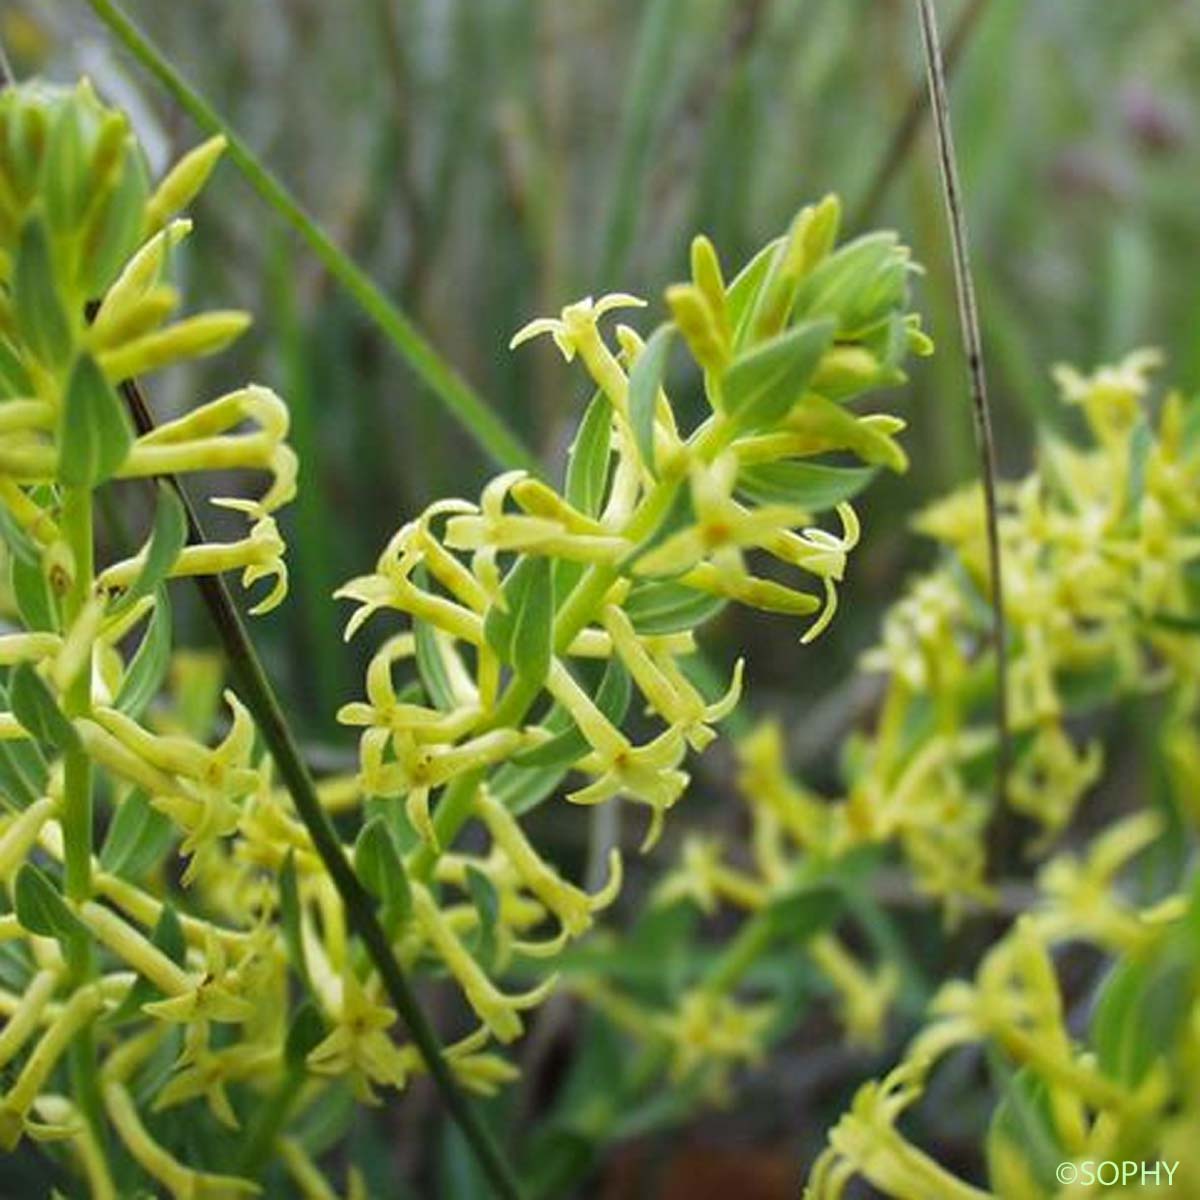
[9,663,81,753]
[484,556,554,687]
[737,461,876,511]
[564,391,613,519]
[99,789,175,882]
[284,1000,327,1073]
[722,318,834,435]
[355,816,412,930]
[59,353,134,486]
[624,579,726,635]
[111,484,187,613]
[13,218,73,367]
[14,865,87,971]
[627,324,673,474]
[114,586,172,719]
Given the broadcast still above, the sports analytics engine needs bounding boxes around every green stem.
[59,483,109,1161]
[60,484,93,901]
[85,0,537,476]
[119,379,525,1200]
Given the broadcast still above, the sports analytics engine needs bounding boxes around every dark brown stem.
[914,0,1011,820]
[119,379,526,1200]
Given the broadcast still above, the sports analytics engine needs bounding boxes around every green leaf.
[0,340,34,399]
[1091,952,1194,1085]
[1123,417,1153,526]
[466,865,499,971]
[58,353,135,486]
[9,663,81,753]
[1139,609,1200,635]
[564,391,613,518]
[284,1000,327,1073]
[354,817,412,929]
[115,587,172,718]
[488,759,571,819]
[986,1066,1065,1196]
[414,620,457,712]
[44,101,90,232]
[0,677,47,808]
[624,578,727,635]
[112,484,187,613]
[83,144,150,297]
[737,461,876,510]
[627,325,673,475]
[722,319,835,434]
[514,658,631,769]
[727,236,783,348]
[484,556,554,686]
[13,218,72,367]
[761,884,843,941]
[278,850,311,989]
[411,566,459,712]
[14,865,85,965]
[99,789,175,882]
[791,232,908,336]
[10,552,57,633]
[0,502,40,569]
[106,904,187,1024]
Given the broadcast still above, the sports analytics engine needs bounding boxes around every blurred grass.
[11,0,1193,749]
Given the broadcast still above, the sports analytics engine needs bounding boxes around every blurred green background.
[4,1,1199,1194]
[8,0,1198,750]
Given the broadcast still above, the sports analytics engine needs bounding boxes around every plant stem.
[60,480,110,1162]
[85,0,537,475]
[117,377,525,1200]
[60,484,93,901]
[915,0,1010,818]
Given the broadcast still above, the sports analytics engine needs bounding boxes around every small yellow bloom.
[307,971,412,1103]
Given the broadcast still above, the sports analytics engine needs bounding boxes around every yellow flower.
[474,786,622,936]
[634,452,808,580]
[601,604,743,750]
[510,293,647,364]
[307,971,412,1103]
[144,927,258,1024]
[154,1036,270,1128]
[807,1058,989,1200]
[443,470,628,564]
[411,883,556,1043]
[655,989,773,1089]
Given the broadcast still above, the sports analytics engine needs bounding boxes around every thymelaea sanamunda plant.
[562,352,1200,1197]
[0,75,936,1197]
[331,188,932,1045]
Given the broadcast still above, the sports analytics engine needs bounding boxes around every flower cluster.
[794,354,1200,1197]
[722,350,1200,918]
[806,821,1200,1199]
[0,79,307,1196]
[0,75,938,1199]
[333,192,928,1050]
[558,353,1200,1156]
